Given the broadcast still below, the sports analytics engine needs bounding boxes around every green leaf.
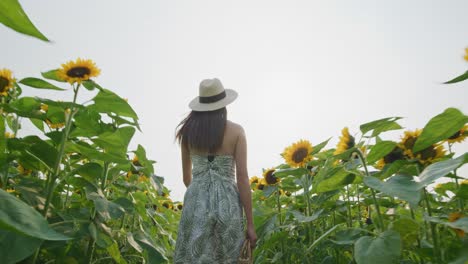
[367,141,397,164]
[90,89,138,119]
[41,69,66,83]
[456,183,468,199]
[354,230,401,264]
[444,71,468,84]
[0,0,48,41]
[127,232,143,253]
[414,108,468,152]
[0,229,43,264]
[0,116,6,170]
[273,167,309,178]
[29,118,44,132]
[66,141,129,164]
[86,191,125,221]
[363,174,422,207]
[360,117,403,137]
[73,163,103,185]
[311,138,331,155]
[314,167,356,193]
[389,218,420,247]
[28,139,59,170]
[92,126,135,156]
[134,144,155,176]
[0,189,70,240]
[291,209,324,223]
[307,224,343,251]
[418,154,467,187]
[19,77,66,91]
[106,241,127,264]
[135,231,168,263]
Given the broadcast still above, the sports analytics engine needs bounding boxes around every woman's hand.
[246,224,257,248]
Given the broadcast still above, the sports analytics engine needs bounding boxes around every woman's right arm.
[181,143,192,187]
[234,126,257,247]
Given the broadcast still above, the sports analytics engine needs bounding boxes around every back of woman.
[174,78,256,263]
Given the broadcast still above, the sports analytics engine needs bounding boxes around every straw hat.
[188,78,238,111]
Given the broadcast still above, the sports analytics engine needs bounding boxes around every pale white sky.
[2,0,467,200]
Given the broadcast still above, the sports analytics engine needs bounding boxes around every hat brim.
[188,89,238,111]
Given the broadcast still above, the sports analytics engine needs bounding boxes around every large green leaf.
[389,218,420,247]
[354,230,401,264]
[0,229,43,264]
[135,231,167,263]
[90,89,138,119]
[414,108,468,152]
[314,167,356,193]
[92,126,135,156]
[360,117,402,137]
[367,141,397,164]
[19,77,66,91]
[0,0,48,41]
[72,163,103,185]
[444,71,468,84]
[66,141,128,164]
[418,154,467,187]
[0,189,70,240]
[86,191,125,221]
[364,174,422,207]
[273,167,309,178]
[41,69,66,82]
[28,138,59,170]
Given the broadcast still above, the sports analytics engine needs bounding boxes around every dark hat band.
[199,91,226,104]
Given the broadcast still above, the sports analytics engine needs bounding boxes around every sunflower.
[334,127,355,155]
[45,119,65,129]
[375,146,405,169]
[263,168,280,185]
[398,129,446,165]
[461,179,468,185]
[40,104,49,112]
[0,68,15,96]
[162,199,173,210]
[464,47,468,62]
[249,176,259,185]
[448,212,465,237]
[4,132,15,138]
[282,139,314,168]
[445,124,468,144]
[256,178,267,190]
[57,58,101,84]
[132,155,141,166]
[17,164,32,175]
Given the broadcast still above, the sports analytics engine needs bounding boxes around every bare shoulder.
[226,120,245,136]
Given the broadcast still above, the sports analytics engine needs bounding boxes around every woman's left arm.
[181,143,192,187]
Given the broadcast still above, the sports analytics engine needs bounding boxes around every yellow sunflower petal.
[57,58,101,84]
[464,47,468,62]
[334,127,355,155]
[282,139,314,168]
[0,68,16,96]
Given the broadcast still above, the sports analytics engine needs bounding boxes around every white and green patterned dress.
[174,154,245,264]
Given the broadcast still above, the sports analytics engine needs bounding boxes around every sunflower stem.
[355,150,385,231]
[449,144,464,211]
[423,188,440,263]
[346,185,352,228]
[356,185,363,228]
[276,187,285,263]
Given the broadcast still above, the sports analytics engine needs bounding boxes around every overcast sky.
[2,0,468,200]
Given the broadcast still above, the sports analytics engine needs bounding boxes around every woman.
[174,78,257,263]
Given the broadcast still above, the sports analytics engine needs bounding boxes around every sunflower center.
[67,67,91,78]
[0,77,9,92]
[292,148,308,163]
[448,131,461,140]
[384,147,405,163]
[265,170,278,185]
[403,136,417,150]
[417,146,437,160]
[347,136,356,149]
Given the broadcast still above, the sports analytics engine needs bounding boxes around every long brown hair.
[175,107,227,153]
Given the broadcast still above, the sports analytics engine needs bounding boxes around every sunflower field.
[1,1,468,264]
[249,109,468,263]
